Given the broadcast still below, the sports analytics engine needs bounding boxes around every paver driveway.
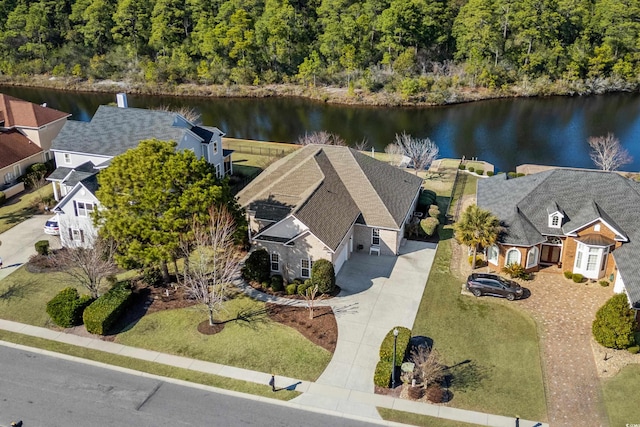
[516,271,612,427]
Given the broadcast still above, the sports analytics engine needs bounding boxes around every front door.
[540,244,561,264]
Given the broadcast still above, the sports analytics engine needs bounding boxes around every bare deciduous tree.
[588,133,632,171]
[155,105,202,124]
[394,132,439,175]
[296,131,346,146]
[181,205,241,326]
[384,143,404,166]
[50,235,119,299]
[354,138,370,151]
[302,284,327,319]
[409,346,446,389]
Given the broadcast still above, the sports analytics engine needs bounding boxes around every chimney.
[116,93,128,108]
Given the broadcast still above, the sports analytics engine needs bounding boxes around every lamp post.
[391,328,399,388]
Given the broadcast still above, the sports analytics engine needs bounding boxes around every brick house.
[477,169,640,311]
[236,144,423,280]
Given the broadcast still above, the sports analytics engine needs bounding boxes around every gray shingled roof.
[478,169,640,307]
[238,145,423,251]
[51,106,211,156]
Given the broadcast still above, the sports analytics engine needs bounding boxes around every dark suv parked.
[466,273,524,301]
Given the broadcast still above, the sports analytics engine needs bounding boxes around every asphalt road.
[0,345,377,427]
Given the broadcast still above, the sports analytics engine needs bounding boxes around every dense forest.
[1,0,639,102]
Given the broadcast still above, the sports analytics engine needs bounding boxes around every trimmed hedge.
[379,326,411,366]
[420,217,439,237]
[475,169,484,175]
[572,273,584,283]
[468,166,475,172]
[486,171,495,177]
[285,283,297,295]
[311,259,335,294]
[599,280,610,287]
[46,287,94,328]
[418,189,437,209]
[458,164,466,170]
[563,271,574,279]
[428,205,440,219]
[35,240,50,256]
[374,359,393,387]
[242,249,270,283]
[83,281,133,335]
[270,275,284,292]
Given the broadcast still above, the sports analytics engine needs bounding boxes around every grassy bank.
[0,329,298,401]
[602,365,640,426]
[0,186,53,234]
[410,240,546,421]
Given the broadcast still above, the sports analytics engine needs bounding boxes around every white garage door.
[334,242,349,273]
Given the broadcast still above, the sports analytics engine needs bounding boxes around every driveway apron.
[0,215,61,280]
[292,240,437,418]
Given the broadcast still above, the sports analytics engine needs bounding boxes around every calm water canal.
[3,85,640,172]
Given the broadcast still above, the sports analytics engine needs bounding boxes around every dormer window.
[548,212,563,228]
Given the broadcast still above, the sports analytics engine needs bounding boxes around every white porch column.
[52,181,59,201]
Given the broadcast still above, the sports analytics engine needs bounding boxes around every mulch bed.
[247,282,341,300]
[266,303,337,353]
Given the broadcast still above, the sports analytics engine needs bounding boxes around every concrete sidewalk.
[0,319,546,427]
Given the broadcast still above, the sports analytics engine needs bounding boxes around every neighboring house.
[48,95,231,247]
[237,144,423,280]
[0,94,70,188]
[477,169,640,311]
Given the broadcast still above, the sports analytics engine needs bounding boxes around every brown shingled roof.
[0,94,70,128]
[0,129,42,169]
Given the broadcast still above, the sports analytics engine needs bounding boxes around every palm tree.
[454,204,502,270]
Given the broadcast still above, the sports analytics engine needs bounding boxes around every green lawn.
[0,268,71,326]
[0,186,53,234]
[377,408,483,427]
[410,240,547,421]
[0,267,332,382]
[115,295,331,381]
[602,364,640,426]
[0,329,299,401]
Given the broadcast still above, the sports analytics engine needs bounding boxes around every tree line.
[1,0,639,98]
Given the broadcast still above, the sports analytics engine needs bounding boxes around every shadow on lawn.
[0,279,35,302]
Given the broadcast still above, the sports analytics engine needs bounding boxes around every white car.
[43,216,60,235]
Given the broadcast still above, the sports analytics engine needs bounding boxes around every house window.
[13,164,21,177]
[372,228,380,246]
[215,163,221,177]
[505,248,521,266]
[586,247,599,271]
[526,247,539,269]
[271,253,280,272]
[44,151,51,162]
[487,245,499,265]
[213,140,218,154]
[75,201,94,217]
[551,215,559,227]
[4,172,14,184]
[301,258,313,278]
[69,228,85,243]
[64,153,71,164]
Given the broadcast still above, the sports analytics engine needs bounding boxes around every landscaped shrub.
[572,273,584,283]
[285,283,297,295]
[270,275,284,292]
[628,345,640,354]
[468,166,475,172]
[599,280,610,287]
[0,191,5,206]
[468,255,484,267]
[502,262,528,279]
[426,385,446,403]
[374,359,393,387]
[83,281,133,335]
[261,281,270,290]
[507,171,517,178]
[592,293,636,349]
[46,287,94,328]
[428,205,440,219]
[379,326,412,366]
[242,249,270,283]
[418,189,437,210]
[563,271,574,279]
[141,267,162,286]
[486,171,495,177]
[297,280,312,296]
[475,169,484,175]
[35,240,50,255]
[420,217,439,237]
[458,164,466,170]
[310,259,335,294]
[516,173,526,177]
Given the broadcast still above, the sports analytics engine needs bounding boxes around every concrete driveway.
[292,240,437,418]
[0,215,61,280]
